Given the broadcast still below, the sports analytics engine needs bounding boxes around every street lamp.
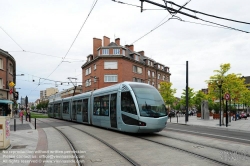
[217,81,223,126]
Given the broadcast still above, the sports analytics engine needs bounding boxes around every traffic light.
[14,92,19,100]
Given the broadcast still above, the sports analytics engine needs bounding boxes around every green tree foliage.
[159,82,176,111]
[193,90,207,112]
[36,100,49,110]
[206,63,250,114]
[180,87,195,110]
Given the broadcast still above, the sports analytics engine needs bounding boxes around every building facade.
[40,87,59,101]
[0,49,16,100]
[81,36,171,92]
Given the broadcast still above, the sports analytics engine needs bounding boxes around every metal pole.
[185,61,189,123]
[14,119,16,131]
[226,100,228,127]
[177,115,178,123]
[219,86,221,126]
[35,118,36,130]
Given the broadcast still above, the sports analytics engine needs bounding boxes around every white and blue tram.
[48,82,168,133]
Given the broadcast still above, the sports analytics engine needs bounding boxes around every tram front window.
[130,83,167,118]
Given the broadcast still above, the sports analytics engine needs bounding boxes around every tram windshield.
[130,83,167,118]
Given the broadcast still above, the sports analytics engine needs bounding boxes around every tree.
[179,87,195,111]
[159,82,176,112]
[193,90,207,112]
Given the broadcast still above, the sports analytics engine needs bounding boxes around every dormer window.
[102,49,109,55]
[148,60,150,65]
[135,55,139,61]
[113,49,120,55]
[151,62,153,66]
[158,64,161,69]
[162,66,164,70]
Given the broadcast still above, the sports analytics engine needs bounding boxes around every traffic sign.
[224,93,230,100]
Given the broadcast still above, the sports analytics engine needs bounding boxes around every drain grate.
[11,145,27,149]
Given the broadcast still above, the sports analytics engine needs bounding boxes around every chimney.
[128,45,134,51]
[138,51,144,56]
[93,38,102,58]
[115,38,120,45]
[103,36,110,47]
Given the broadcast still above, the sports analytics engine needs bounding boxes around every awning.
[0,100,14,104]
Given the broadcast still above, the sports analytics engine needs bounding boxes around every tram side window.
[63,102,69,114]
[121,92,137,115]
[93,95,109,116]
[54,103,60,113]
[77,100,82,114]
[82,99,88,114]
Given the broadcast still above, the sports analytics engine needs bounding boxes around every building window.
[9,63,13,74]
[158,83,160,89]
[122,50,125,56]
[85,79,91,87]
[133,77,142,82]
[0,58,3,69]
[0,78,2,89]
[162,66,164,70]
[133,66,142,74]
[113,49,120,55]
[104,75,117,82]
[152,72,155,77]
[151,62,154,66]
[102,49,109,55]
[163,75,165,80]
[148,60,150,66]
[134,55,139,61]
[85,67,91,75]
[94,64,96,70]
[104,62,117,69]
[158,73,161,79]
[148,70,151,77]
[158,64,161,69]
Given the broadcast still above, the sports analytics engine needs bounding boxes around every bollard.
[14,119,16,131]
[35,118,36,130]
[29,115,31,123]
[177,115,178,123]
[170,116,171,122]
[22,115,23,124]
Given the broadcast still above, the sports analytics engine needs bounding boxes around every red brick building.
[81,36,171,92]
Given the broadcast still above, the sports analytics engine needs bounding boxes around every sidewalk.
[168,115,250,132]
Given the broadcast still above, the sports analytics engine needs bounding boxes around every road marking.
[167,127,250,142]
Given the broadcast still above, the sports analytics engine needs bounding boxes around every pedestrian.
[27,108,31,122]
[19,109,24,121]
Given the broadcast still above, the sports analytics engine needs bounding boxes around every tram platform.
[168,115,250,132]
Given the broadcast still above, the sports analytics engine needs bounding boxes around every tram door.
[82,99,88,123]
[110,93,117,128]
[72,101,77,121]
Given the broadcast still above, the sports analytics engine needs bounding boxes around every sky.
[1,0,250,103]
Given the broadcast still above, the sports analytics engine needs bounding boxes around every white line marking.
[167,127,250,142]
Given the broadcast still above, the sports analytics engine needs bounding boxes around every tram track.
[36,119,83,166]
[151,132,250,158]
[36,118,249,166]
[37,118,139,166]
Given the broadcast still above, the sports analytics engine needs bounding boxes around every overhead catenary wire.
[166,1,250,24]
[29,0,99,96]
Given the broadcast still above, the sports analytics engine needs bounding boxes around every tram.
[48,82,168,133]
